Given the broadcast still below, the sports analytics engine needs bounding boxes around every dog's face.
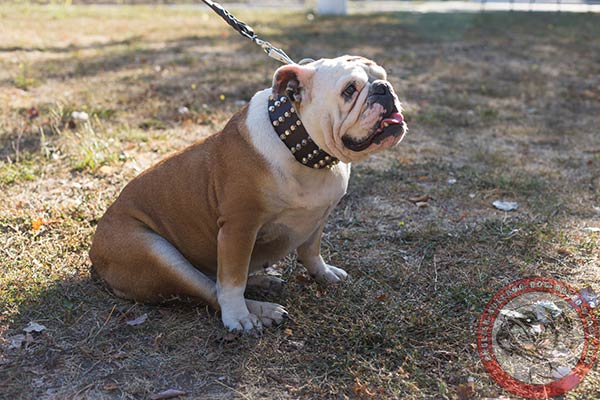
[272,56,407,163]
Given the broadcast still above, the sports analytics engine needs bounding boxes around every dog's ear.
[272,64,315,103]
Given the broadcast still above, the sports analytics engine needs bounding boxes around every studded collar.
[268,95,339,170]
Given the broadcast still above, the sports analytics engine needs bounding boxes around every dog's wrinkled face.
[272,55,407,163]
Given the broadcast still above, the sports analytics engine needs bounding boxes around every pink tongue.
[382,112,404,125]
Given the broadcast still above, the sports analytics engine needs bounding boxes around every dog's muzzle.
[342,80,406,152]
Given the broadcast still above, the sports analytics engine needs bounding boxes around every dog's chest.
[256,165,349,256]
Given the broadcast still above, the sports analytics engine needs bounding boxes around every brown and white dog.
[90,56,406,331]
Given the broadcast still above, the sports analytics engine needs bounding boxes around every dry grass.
[1,5,600,399]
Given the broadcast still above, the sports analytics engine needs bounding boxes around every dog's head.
[272,55,407,163]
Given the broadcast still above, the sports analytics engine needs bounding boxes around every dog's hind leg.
[91,226,220,309]
[91,223,288,328]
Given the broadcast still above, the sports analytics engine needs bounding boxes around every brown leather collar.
[268,95,339,169]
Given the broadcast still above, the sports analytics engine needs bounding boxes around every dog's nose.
[371,80,390,96]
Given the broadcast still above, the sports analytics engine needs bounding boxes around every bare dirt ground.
[1,5,599,399]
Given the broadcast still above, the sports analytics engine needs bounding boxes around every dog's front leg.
[297,221,348,284]
[217,222,261,331]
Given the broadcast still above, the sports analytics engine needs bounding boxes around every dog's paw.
[246,300,288,327]
[222,311,262,332]
[314,264,348,284]
[246,275,286,294]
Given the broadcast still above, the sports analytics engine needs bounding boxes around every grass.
[1,4,600,399]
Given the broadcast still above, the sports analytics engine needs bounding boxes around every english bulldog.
[90,56,406,331]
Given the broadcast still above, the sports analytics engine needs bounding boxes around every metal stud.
[302,157,307,164]
[274,101,281,107]
[313,163,319,169]
[273,120,279,127]
[284,112,290,118]
[290,147,296,154]
[307,153,313,160]
[268,106,275,112]
[284,130,291,136]
[269,95,273,101]
[290,125,296,131]
[296,120,302,126]
[319,159,325,166]
[280,96,287,102]
[278,116,285,123]
[313,150,319,155]
[295,144,302,150]
[325,156,330,161]
[301,139,307,146]
[280,134,286,140]
[290,107,295,113]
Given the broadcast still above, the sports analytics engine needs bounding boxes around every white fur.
[246,89,351,253]
[300,254,349,283]
[217,284,260,331]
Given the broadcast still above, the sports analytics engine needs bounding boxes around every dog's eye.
[342,84,357,98]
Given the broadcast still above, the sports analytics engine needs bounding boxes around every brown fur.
[90,106,274,309]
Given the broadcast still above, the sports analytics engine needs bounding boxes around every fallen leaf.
[98,165,116,176]
[221,332,238,342]
[7,333,34,349]
[206,352,219,362]
[126,313,148,326]
[409,195,431,203]
[295,274,311,284]
[375,292,388,302]
[467,376,475,391]
[415,201,429,208]
[31,217,45,231]
[454,211,468,222]
[353,378,376,398]
[284,328,293,337]
[26,106,39,120]
[582,227,600,232]
[150,389,187,400]
[457,383,475,399]
[71,111,89,121]
[492,200,519,211]
[23,322,46,333]
[7,334,27,349]
[102,383,119,391]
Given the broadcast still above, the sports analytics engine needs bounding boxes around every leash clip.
[254,38,295,65]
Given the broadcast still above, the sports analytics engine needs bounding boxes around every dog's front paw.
[246,300,288,327]
[222,311,262,332]
[313,264,348,284]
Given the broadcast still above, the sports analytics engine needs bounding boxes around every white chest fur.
[246,89,351,259]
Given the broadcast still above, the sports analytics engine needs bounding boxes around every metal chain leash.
[200,0,295,65]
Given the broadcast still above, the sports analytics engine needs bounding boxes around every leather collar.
[268,94,339,169]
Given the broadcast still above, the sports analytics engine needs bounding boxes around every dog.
[90,56,407,331]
